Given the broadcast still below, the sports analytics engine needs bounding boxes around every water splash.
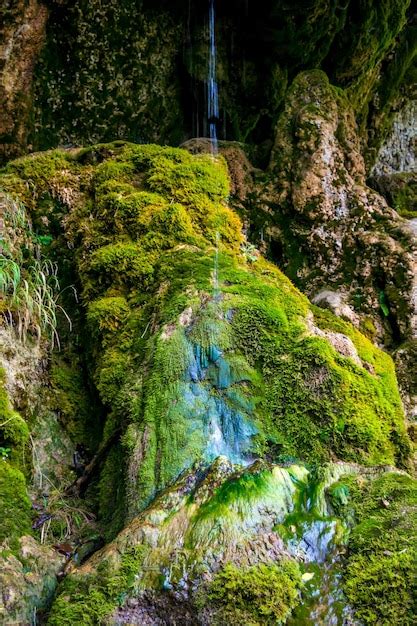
[208,0,219,154]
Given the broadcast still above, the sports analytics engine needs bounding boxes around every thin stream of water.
[208,0,219,153]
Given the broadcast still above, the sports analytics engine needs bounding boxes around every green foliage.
[0,368,30,467]
[1,192,69,346]
[203,560,302,625]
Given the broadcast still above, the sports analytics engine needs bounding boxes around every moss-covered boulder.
[1,143,411,520]
[46,458,332,624]
[0,142,414,623]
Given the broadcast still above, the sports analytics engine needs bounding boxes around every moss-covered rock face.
[0,143,414,623]
[265,70,417,352]
[2,142,410,514]
[30,1,185,152]
[48,458,353,624]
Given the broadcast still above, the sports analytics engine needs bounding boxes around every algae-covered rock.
[46,459,307,624]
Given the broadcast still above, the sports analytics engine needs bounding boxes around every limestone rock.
[372,100,417,176]
[0,535,63,625]
[267,70,417,346]
[312,290,359,325]
[0,0,48,161]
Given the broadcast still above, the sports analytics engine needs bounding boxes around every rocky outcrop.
[0,1,414,162]
[45,458,349,624]
[265,70,417,350]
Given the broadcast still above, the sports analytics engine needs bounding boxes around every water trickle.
[185,340,257,465]
[283,473,355,625]
[207,0,219,154]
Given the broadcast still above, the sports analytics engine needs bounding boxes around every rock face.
[0,0,48,161]
[372,100,417,176]
[44,458,352,624]
[0,1,415,162]
[265,70,417,349]
[0,536,63,625]
[0,2,416,624]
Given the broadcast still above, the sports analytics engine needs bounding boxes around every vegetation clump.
[200,560,302,625]
[0,369,32,551]
[47,546,148,626]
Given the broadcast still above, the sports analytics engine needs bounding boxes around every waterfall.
[208,0,219,153]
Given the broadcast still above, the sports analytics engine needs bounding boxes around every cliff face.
[1,2,417,625]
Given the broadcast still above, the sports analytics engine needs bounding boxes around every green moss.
[0,461,32,548]
[30,3,184,151]
[49,356,100,446]
[330,0,410,112]
[98,442,127,541]
[331,472,417,625]
[381,173,417,217]
[0,368,30,468]
[201,560,302,625]
[47,545,147,625]
[87,296,130,336]
[89,242,155,291]
[5,150,73,183]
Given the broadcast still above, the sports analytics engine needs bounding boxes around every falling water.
[208,0,219,153]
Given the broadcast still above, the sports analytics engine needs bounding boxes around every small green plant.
[241,241,259,263]
[0,447,11,460]
[3,259,71,347]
